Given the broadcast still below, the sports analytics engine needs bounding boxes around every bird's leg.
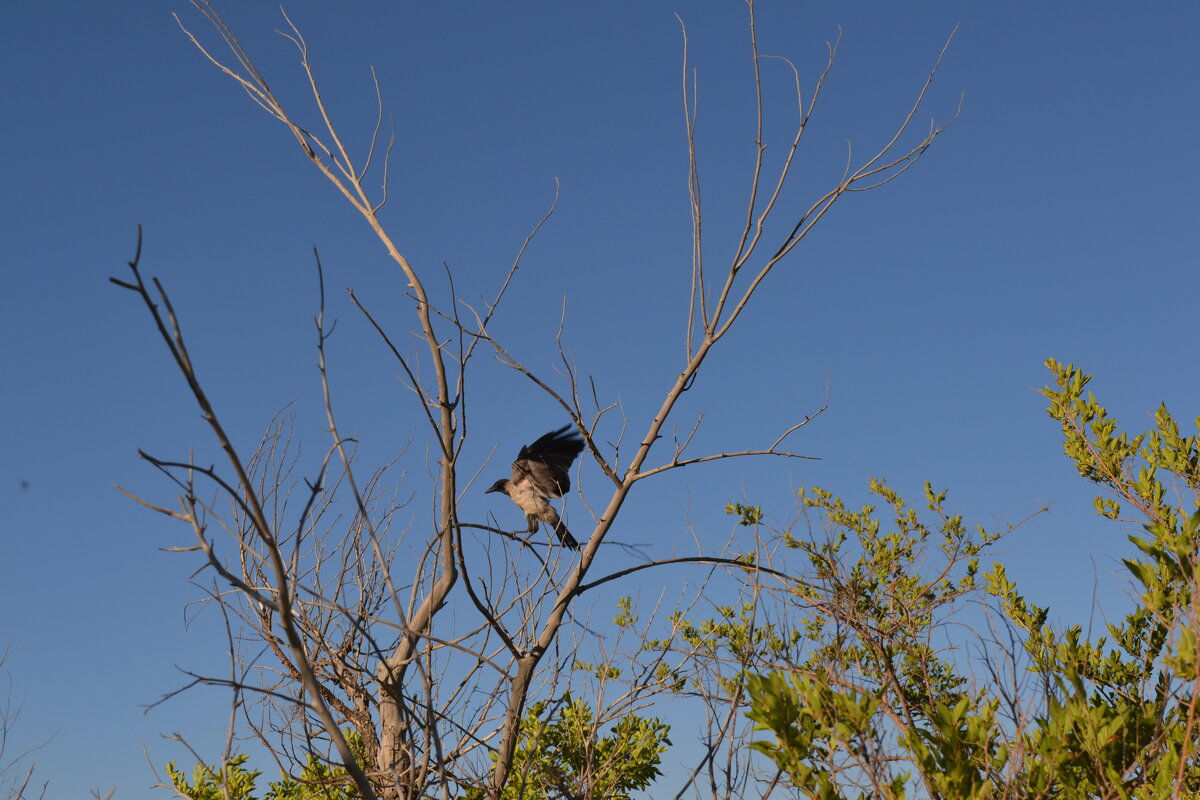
[525,515,540,534]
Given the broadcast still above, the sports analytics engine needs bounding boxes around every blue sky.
[1,2,1198,797]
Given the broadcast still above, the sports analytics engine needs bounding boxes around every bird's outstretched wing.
[511,425,584,498]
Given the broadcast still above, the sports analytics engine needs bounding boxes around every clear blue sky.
[1,2,1197,797]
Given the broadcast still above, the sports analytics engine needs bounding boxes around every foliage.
[166,755,261,800]
[735,476,1006,798]
[463,696,670,800]
[168,704,669,800]
[167,733,366,800]
[733,360,1200,798]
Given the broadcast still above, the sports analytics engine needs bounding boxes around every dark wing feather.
[511,425,584,497]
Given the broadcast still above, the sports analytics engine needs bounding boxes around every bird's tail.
[553,521,581,549]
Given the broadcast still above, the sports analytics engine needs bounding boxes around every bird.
[486,425,585,549]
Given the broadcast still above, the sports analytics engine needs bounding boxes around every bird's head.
[485,479,508,494]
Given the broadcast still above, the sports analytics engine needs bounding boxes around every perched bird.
[486,425,585,549]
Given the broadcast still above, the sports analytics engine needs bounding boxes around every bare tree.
[117,3,957,798]
[0,650,47,800]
